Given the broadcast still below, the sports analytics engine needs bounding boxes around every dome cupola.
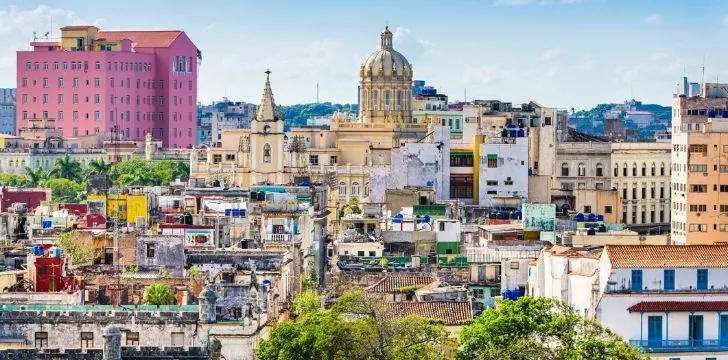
[361,26,411,78]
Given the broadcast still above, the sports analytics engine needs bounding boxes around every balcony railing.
[265,233,291,242]
[630,339,728,353]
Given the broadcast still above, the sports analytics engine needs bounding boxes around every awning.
[628,301,728,312]
[487,154,498,160]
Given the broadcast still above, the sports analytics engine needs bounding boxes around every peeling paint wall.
[479,137,529,206]
[368,126,451,202]
[135,235,185,276]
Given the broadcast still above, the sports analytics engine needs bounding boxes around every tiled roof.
[628,301,728,312]
[606,245,728,268]
[96,31,183,48]
[61,25,99,31]
[365,275,437,293]
[387,301,473,325]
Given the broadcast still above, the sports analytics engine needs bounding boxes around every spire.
[380,26,393,50]
[256,69,281,121]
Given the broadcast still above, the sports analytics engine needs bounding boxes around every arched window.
[362,90,368,111]
[372,90,379,111]
[660,162,665,176]
[21,160,25,167]
[384,90,391,111]
[614,163,619,177]
[263,143,271,163]
[632,162,637,177]
[651,163,656,176]
[641,163,647,177]
[623,163,628,177]
[578,163,586,177]
[351,182,360,196]
[364,182,369,196]
[339,182,347,196]
[561,163,569,177]
[396,90,402,111]
[263,125,270,133]
[8,160,13,168]
[596,163,604,177]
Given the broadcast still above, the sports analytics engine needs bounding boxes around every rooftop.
[386,301,472,326]
[365,275,437,293]
[606,245,728,268]
[96,30,184,48]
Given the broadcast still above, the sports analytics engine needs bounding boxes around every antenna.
[316,82,319,104]
[701,51,706,90]
[464,88,467,103]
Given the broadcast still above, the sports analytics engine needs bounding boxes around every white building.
[597,245,728,359]
[479,135,529,206]
[610,142,671,232]
[527,246,601,318]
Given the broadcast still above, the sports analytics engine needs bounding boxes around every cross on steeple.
[265,69,271,81]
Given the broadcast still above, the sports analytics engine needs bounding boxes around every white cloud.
[0,5,102,36]
[644,14,661,25]
[392,27,434,58]
[539,48,561,62]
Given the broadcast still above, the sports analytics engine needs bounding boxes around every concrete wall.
[135,235,185,276]
[478,137,528,206]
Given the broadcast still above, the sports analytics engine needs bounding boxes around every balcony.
[265,233,291,242]
[630,339,728,353]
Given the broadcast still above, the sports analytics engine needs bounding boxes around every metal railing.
[630,338,728,353]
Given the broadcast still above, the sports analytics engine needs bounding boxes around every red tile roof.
[628,301,728,312]
[606,245,728,268]
[387,301,473,325]
[365,275,437,293]
[96,31,183,48]
[61,25,99,31]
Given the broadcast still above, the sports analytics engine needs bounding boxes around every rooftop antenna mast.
[701,52,706,95]
[316,82,319,104]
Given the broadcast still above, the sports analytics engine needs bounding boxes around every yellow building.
[189,26,428,209]
[87,193,149,225]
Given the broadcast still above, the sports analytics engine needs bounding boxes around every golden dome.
[361,26,411,78]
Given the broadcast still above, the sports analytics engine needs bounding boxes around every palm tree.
[25,166,48,187]
[50,154,83,182]
[172,161,190,182]
[87,159,111,177]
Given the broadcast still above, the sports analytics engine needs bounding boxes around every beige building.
[573,189,620,224]
[671,87,728,244]
[189,27,429,210]
[610,142,670,232]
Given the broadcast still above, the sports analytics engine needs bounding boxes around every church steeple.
[380,26,393,50]
[256,69,281,122]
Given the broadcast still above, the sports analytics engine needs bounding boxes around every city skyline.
[2,1,728,109]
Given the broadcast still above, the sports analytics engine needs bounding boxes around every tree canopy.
[50,154,83,182]
[456,297,645,360]
[112,159,189,186]
[256,289,451,360]
[55,231,95,266]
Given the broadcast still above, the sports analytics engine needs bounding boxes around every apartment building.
[671,84,728,244]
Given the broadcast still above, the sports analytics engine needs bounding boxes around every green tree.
[144,283,175,305]
[39,178,86,203]
[0,173,30,187]
[56,231,95,265]
[50,154,83,181]
[86,159,111,177]
[256,289,450,360]
[24,167,49,187]
[457,297,645,360]
[110,159,189,186]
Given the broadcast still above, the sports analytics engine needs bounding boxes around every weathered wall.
[135,235,185,276]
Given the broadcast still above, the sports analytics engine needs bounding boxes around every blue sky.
[1,1,728,109]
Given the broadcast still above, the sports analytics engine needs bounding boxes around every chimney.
[103,326,122,360]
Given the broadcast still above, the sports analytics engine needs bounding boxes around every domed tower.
[359,26,413,124]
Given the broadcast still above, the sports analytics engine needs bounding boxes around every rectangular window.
[450,175,473,199]
[309,155,319,166]
[690,184,708,193]
[73,77,79,88]
[450,154,474,167]
[35,332,48,348]
[631,269,642,291]
[330,156,337,166]
[487,156,498,168]
[689,144,708,153]
[171,332,184,347]
[146,243,155,258]
[664,269,675,290]
[689,315,704,344]
[58,111,63,120]
[689,204,707,212]
[73,111,79,121]
[126,331,139,345]
[73,127,78,136]
[94,111,100,121]
[73,94,79,104]
[689,164,708,172]
[697,269,708,290]
[81,332,93,349]
[213,154,222,164]
[722,185,728,193]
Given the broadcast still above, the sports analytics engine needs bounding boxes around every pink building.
[16,25,199,148]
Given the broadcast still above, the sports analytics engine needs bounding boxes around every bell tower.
[249,70,286,185]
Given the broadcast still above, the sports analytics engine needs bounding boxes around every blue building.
[0,88,16,135]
